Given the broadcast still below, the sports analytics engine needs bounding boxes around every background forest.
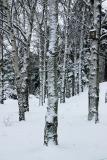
[0,0,107,159]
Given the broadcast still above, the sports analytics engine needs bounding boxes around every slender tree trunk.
[65,70,71,98]
[21,9,29,112]
[43,0,48,103]
[60,30,67,102]
[0,3,4,104]
[44,0,58,146]
[74,43,78,95]
[79,7,85,93]
[88,0,101,123]
[21,0,36,111]
[61,0,71,101]
[60,71,65,103]
[39,28,44,106]
[72,54,75,96]
[71,74,75,96]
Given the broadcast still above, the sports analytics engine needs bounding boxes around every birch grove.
[0,0,106,146]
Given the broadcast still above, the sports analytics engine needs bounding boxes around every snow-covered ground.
[0,82,107,160]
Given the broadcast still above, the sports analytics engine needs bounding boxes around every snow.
[0,83,107,160]
[103,1,107,10]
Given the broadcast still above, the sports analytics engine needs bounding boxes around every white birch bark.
[5,0,25,121]
[79,6,85,93]
[0,3,4,104]
[37,2,47,106]
[88,0,101,123]
[39,28,44,106]
[60,0,71,102]
[20,0,37,111]
[60,26,67,103]
[43,0,48,103]
[44,0,58,146]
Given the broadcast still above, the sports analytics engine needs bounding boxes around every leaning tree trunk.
[88,0,101,123]
[44,0,58,146]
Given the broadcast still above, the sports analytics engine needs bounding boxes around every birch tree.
[44,0,58,146]
[0,1,4,104]
[4,0,26,120]
[43,0,48,103]
[78,6,85,93]
[60,0,72,102]
[3,0,37,120]
[35,0,48,106]
[88,0,101,123]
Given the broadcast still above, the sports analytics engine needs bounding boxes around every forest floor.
[0,82,107,160]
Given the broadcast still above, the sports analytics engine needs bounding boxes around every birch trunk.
[74,46,77,95]
[5,0,25,121]
[79,7,85,93]
[61,0,71,102]
[44,0,58,146]
[20,0,37,111]
[11,32,25,121]
[4,0,36,120]
[65,70,71,98]
[0,3,4,104]
[39,28,44,106]
[60,27,67,102]
[20,46,29,112]
[43,0,48,103]
[72,49,75,96]
[88,0,101,123]
[72,74,75,96]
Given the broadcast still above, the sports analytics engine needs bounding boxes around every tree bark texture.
[0,3,4,104]
[44,0,58,146]
[88,0,101,123]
